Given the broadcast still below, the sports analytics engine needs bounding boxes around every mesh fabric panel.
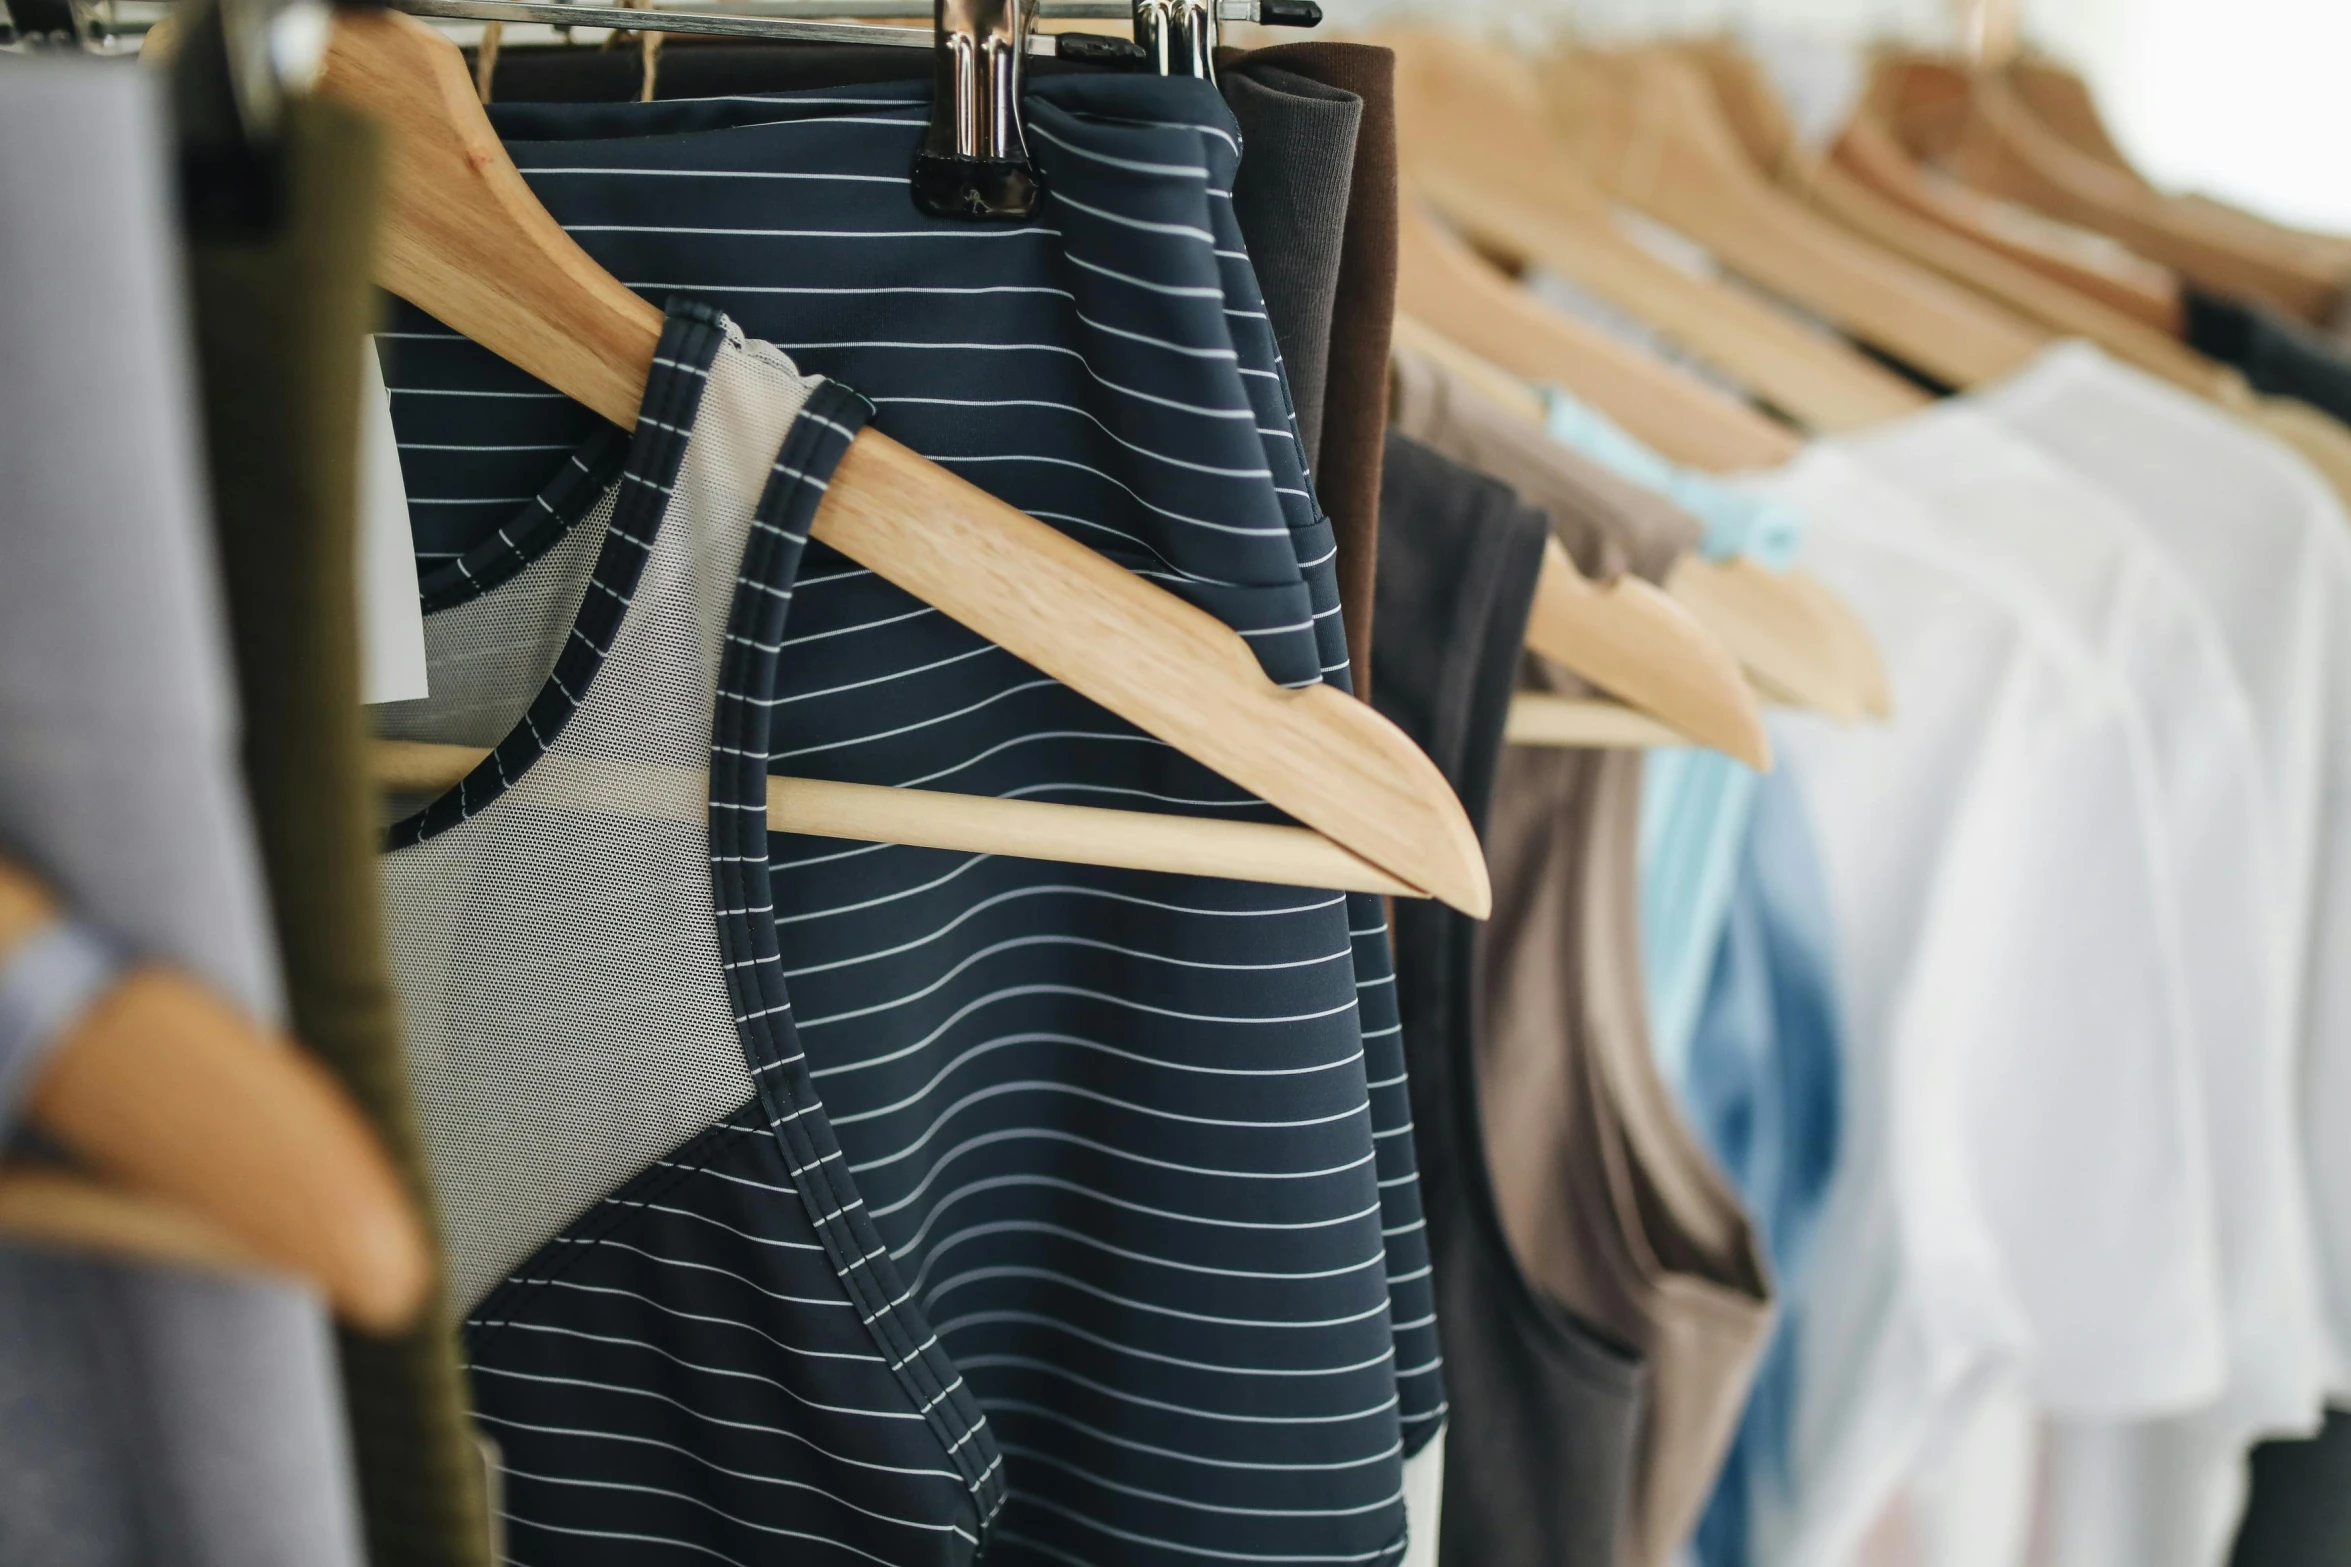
[379,336,815,1307]
[375,503,610,750]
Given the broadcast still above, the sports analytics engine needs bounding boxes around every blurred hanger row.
[1345,1,2341,755]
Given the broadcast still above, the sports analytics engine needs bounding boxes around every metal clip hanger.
[391,0,1129,58]
[384,0,1312,218]
[914,0,1041,216]
[1129,0,1317,81]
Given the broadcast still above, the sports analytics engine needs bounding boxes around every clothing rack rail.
[387,0,1329,57]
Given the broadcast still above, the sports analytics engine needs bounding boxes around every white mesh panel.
[375,504,612,750]
[380,338,819,1308]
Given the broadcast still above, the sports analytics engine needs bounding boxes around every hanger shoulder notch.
[1523,538,1770,767]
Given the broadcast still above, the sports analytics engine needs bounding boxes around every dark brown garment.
[1481,713,1773,1567]
[1228,42,1397,694]
[1221,62,1360,467]
[1377,432,1648,1567]
[183,99,494,1567]
[1386,343,1702,583]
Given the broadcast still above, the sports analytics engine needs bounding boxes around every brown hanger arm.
[1681,43,2234,397]
[1876,55,2347,322]
[375,740,1425,895]
[318,8,1491,917]
[1834,108,2186,334]
[1663,554,1859,724]
[1546,47,2051,390]
[2004,55,2351,282]
[1523,538,1772,768]
[1681,39,2183,333]
[1396,202,1803,473]
[1385,31,1927,434]
[1391,319,1871,737]
[0,859,430,1332]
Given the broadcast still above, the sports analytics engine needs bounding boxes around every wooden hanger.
[1396,201,1802,474]
[2003,57,2351,291]
[0,859,430,1332]
[1874,53,2348,323]
[317,7,1490,916]
[1503,694,1723,750]
[1382,30,1928,434]
[1683,41,2236,399]
[1519,536,1770,766]
[1831,109,2187,333]
[1676,38,2182,333]
[1543,46,2051,391]
[1390,313,1873,729]
[1388,317,1771,762]
[376,739,1426,894]
[1840,85,2182,330]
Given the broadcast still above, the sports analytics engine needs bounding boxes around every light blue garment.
[1541,389,1805,568]
[1540,386,1799,1077]
[1638,749,1764,1086]
[1684,756,1845,1567]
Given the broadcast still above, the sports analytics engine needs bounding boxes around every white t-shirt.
[1840,401,2328,1567]
[1734,445,2226,1567]
[1975,343,2351,1388]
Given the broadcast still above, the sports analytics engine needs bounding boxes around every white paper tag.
[356,343,429,704]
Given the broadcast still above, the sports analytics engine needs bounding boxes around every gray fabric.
[1222,63,1360,466]
[0,58,366,1567]
[0,921,121,1131]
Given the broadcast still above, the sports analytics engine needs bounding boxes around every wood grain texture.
[1387,31,1929,433]
[374,740,1426,898]
[1524,539,1770,768]
[1548,49,2051,391]
[323,9,663,427]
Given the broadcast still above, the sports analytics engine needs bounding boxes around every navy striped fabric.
[380,75,1442,1565]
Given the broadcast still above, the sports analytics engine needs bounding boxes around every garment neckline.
[386,299,732,849]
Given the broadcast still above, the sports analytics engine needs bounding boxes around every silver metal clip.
[1133,0,1211,79]
[913,0,1043,220]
